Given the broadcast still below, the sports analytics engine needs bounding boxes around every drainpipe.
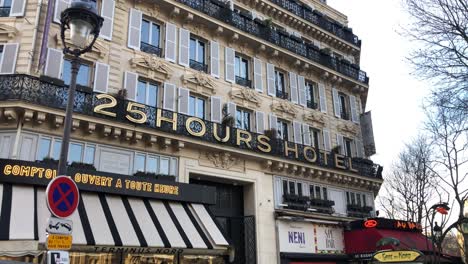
[275,219,281,264]
[37,0,55,71]
[27,0,44,74]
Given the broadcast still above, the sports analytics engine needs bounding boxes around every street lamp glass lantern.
[433,222,442,242]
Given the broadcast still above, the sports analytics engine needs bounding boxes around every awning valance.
[0,183,229,254]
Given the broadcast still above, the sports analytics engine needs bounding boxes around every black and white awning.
[0,184,229,254]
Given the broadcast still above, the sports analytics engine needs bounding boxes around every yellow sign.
[374,250,421,262]
[46,234,72,250]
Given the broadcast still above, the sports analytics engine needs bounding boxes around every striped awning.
[0,184,229,255]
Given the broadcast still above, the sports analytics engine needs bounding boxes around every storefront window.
[37,137,51,160]
[69,143,83,163]
[181,255,225,264]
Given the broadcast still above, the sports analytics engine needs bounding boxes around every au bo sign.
[46,176,80,218]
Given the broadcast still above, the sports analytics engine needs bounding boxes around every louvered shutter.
[124,71,138,101]
[178,28,190,66]
[255,111,265,134]
[9,0,26,16]
[332,88,340,118]
[210,41,220,78]
[297,75,306,107]
[302,124,311,146]
[44,48,63,79]
[210,96,222,123]
[329,189,346,215]
[266,63,275,96]
[350,95,359,123]
[127,8,142,50]
[269,114,277,130]
[323,129,331,151]
[163,83,176,111]
[53,0,70,23]
[0,43,19,74]
[225,47,235,83]
[274,177,282,206]
[336,134,344,154]
[293,121,302,144]
[100,0,115,40]
[253,58,263,92]
[289,72,298,103]
[227,102,236,120]
[178,87,189,115]
[318,83,327,113]
[355,139,363,157]
[93,62,109,93]
[165,23,177,62]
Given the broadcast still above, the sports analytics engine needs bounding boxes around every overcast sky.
[328,0,430,172]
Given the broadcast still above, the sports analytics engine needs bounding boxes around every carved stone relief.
[230,88,261,109]
[182,72,216,96]
[130,55,173,80]
[271,101,298,120]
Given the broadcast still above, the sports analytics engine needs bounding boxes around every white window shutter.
[165,23,177,63]
[163,83,177,111]
[350,95,359,123]
[253,58,263,92]
[93,62,109,93]
[9,0,26,16]
[302,124,311,146]
[227,102,236,120]
[53,0,70,23]
[100,0,115,40]
[127,8,142,50]
[210,96,222,123]
[293,121,302,144]
[269,114,277,130]
[318,83,327,113]
[332,87,341,118]
[44,48,63,79]
[323,129,331,151]
[225,47,235,83]
[210,41,220,78]
[255,111,265,134]
[266,63,276,96]
[289,72,298,104]
[336,134,344,154]
[178,28,190,66]
[178,87,190,115]
[124,71,138,101]
[356,139,363,157]
[0,43,19,74]
[297,75,306,107]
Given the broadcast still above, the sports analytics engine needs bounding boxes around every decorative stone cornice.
[303,112,326,127]
[182,72,216,96]
[271,101,297,119]
[0,23,18,39]
[205,151,240,169]
[230,88,261,108]
[338,122,359,136]
[130,55,173,79]
[55,34,108,59]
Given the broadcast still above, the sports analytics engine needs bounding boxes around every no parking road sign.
[46,176,79,218]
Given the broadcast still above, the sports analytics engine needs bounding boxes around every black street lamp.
[57,0,103,175]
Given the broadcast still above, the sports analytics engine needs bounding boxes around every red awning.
[344,228,435,254]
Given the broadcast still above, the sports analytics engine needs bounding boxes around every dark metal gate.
[216,216,257,264]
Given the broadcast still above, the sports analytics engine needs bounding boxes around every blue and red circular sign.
[46,176,80,218]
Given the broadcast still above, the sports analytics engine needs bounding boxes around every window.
[305,81,318,109]
[277,119,289,141]
[62,59,91,87]
[282,179,303,196]
[0,0,11,17]
[310,128,322,149]
[140,19,161,57]
[133,153,172,176]
[344,137,353,157]
[189,95,205,119]
[310,185,328,200]
[36,137,95,165]
[236,108,251,131]
[235,55,251,87]
[338,92,350,120]
[189,37,206,72]
[275,70,287,99]
[346,192,369,208]
[137,80,158,107]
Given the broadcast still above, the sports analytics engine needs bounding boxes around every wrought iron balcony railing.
[268,0,361,47]
[140,42,162,57]
[276,89,289,100]
[0,74,382,179]
[175,0,369,85]
[235,76,252,88]
[190,59,208,73]
[282,194,335,214]
[0,7,10,17]
[306,100,318,109]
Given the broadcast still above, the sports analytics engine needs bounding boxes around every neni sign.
[93,94,361,173]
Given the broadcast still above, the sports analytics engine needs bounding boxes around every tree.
[404,0,468,115]
[379,136,439,225]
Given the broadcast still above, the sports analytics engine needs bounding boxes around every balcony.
[276,89,289,100]
[282,193,335,214]
[140,42,162,57]
[269,0,361,47]
[174,0,369,85]
[235,76,252,88]
[306,100,318,109]
[190,59,208,73]
[347,204,373,218]
[0,74,381,179]
[0,7,10,17]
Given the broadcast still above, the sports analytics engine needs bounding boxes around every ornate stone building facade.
[0,0,382,263]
